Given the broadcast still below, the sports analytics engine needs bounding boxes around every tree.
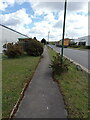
[33,37,37,40]
[41,38,46,45]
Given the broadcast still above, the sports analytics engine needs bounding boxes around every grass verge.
[2,55,40,118]
[48,46,88,118]
[68,46,90,50]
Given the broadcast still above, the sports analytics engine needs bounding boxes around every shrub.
[18,38,32,51]
[33,37,37,40]
[3,44,7,48]
[50,53,70,75]
[70,45,80,48]
[41,38,47,45]
[25,39,43,56]
[85,46,90,49]
[52,42,55,45]
[4,43,24,58]
[69,41,77,46]
[47,42,49,44]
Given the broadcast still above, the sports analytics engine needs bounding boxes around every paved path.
[14,46,67,118]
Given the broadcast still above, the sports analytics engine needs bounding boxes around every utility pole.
[61,0,67,63]
[48,31,50,43]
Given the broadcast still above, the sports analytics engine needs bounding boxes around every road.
[49,45,89,71]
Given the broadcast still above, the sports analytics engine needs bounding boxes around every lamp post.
[61,0,67,63]
[48,31,50,43]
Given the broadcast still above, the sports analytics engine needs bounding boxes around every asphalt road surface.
[49,45,89,71]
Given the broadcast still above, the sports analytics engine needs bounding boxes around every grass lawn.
[0,59,2,120]
[2,55,40,118]
[68,46,90,50]
[48,46,88,118]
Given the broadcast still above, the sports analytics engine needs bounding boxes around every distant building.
[56,38,72,47]
[0,24,29,53]
[73,36,90,46]
[55,41,60,47]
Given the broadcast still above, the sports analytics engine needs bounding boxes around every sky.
[0,0,90,42]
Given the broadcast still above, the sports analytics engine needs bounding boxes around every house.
[57,38,71,47]
[0,24,29,53]
[55,38,72,47]
[73,36,90,46]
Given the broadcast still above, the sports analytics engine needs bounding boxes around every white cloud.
[62,6,88,37]
[53,20,62,28]
[30,1,88,40]
[0,0,16,10]
[30,8,88,41]
[34,10,44,16]
[0,1,8,11]
[0,0,89,42]
[0,8,32,36]
[0,0,29,11]
[28,17,63,41]
[44,12,55,21]
[31,1,88,12]
[0,0,89,11]
[0,8,32,26]
[0,0,35,11]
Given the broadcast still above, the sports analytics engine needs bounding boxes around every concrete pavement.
[14,46,67,118]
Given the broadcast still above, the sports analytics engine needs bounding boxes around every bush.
[70,45,80,48]
[52,42,55,45]
[41,38,47,45]
[25,39,43,56]
[85,46,90,49]
[50,53,70,75]
[69,41,77,46]
[4,43,24,58]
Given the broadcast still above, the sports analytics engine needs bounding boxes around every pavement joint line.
[50,46,90,74]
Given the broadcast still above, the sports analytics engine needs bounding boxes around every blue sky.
[0,0,89,41]
[2,2,34,15]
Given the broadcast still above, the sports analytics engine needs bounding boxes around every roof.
[0,24,29,38]
[78,35,90,39]
[59,38,71,41]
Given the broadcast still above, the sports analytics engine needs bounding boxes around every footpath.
[14,46,67,118]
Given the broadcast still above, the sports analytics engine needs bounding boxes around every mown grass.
[48,46,88,118]
[68,46,90,50]
[0,59,2,120]
[2,55,40,118]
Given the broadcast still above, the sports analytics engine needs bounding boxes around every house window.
[78,42,86,46]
